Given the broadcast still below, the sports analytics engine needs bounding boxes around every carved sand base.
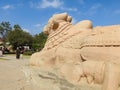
[23,65,120,90]
[23,66,101,90]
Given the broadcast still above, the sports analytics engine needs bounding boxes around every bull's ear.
[67,16,72,22]
[52,20,59,30]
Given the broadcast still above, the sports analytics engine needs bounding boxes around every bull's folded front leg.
[102,62,120,90]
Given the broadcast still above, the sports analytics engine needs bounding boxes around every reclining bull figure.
[30,12,120,90]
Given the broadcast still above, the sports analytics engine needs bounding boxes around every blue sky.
[0,0,120,35]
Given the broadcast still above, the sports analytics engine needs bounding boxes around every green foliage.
[0,21,12,38]
[23,51,33,55]
[6,24,33,50]
[32,32,48,51]
[14,24,22,30]
[0,21,48,52]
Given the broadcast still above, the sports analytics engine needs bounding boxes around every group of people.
[0,46,24,59]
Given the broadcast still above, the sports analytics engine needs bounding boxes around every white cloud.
[84,3,102,15]
[60,7,77,12]
[114,10,120,14]
[34,24,41,27]
[90,3,101,10]
[34,24,45,28]
[33,0,63,9]
[41,0,63,8]
[23,28,30,32]
[1,5,14,10]
[29,0,77,12]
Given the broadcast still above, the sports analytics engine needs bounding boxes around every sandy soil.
[0,55,37,90]
[0,55,103,90]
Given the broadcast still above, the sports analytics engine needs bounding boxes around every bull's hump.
[85,25,120,46]
[44,25,120,50]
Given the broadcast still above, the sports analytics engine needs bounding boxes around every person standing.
[0,47,3,57]
[20,50,24,59]
[16,47,20,59]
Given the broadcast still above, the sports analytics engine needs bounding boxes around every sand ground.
[0,55,38,90]
[0,55,104,90]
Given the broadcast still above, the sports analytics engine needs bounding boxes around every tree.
[32,32,48,51]
[6,24,33,50]
[0,21,12,38]
[14,24,21,30]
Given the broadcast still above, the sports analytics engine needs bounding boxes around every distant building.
[23,46,30,50]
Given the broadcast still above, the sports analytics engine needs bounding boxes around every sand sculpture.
[30,12,120,90]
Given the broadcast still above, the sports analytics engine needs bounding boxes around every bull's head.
[43,12,72,35]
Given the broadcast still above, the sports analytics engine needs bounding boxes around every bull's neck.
[43,22,72,50]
